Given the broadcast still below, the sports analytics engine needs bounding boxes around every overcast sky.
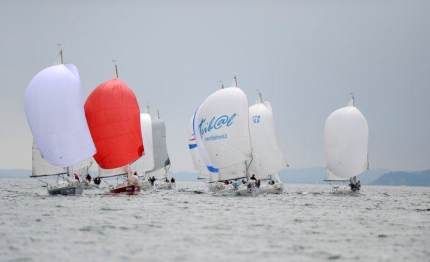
[1,1,429,172]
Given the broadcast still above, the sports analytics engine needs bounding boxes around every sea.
[0,178,429,262]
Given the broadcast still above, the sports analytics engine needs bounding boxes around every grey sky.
[1,1,429,172]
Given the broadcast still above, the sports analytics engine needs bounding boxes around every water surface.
[0,178,429,262]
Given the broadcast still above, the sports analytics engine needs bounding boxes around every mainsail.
[84,78,143,169]
[146,111,170,179]
[31,141,67,177]
[131,108,154,177]
[324,98,369,181]
[248,93,288,180]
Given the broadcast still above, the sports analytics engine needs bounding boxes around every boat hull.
[48,185,83,196]
[331,186,360,196]
[235,186,260,197]
[259,183,284,194]
[110,185,141,195]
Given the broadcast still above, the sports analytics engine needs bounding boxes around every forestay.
[324,99,369,181]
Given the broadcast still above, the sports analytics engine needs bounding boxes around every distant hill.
[4,168,429,187]
[371,169,430,186]
[279,167,389,185]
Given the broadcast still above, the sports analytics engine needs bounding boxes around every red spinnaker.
[84,78,144,169]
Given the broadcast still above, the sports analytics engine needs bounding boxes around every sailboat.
[146,111,174,189]
[245,91,288,195]
[131,105,155,191]
[324,95,369,194]
[84,63,144,194]
[194,77,258,196]
[24,49,96,195]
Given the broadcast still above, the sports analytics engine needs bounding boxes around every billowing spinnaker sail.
[147,113,170,179]
[195,87,252,171]
[131,113,154,176]
[248,100,287,180]
[24,64,96,167]
[324,102,369,181]
[188,117,210,179]
[84,78,143,169]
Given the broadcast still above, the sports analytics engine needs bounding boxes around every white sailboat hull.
[259,182,284,194]
[331,185,360,196]
[235,183,260,197]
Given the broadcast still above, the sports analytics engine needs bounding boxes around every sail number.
[253,115,261,123]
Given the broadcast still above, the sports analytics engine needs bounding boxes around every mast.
[351,92,355,106]
[112,60,118,78]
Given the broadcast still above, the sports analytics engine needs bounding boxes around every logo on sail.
[198,113,236,138]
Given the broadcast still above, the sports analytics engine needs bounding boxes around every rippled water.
[0,178,429,262]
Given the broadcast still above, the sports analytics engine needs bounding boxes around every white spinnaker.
[188,117,210,180]
[24,64,96,167]
[195,86,251,181]
[131,113,154,176]
[248,97,288,180]
[324,99,369,181]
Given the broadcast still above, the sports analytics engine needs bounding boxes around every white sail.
[324,99,369,181]
[98,165,130,178]
[248,95,288,180]
[131,112,154,176]
[24,63,96,167]
[194,82,251,181]
[188,116,210,179]
[31,141,67,177]
[147,112,170,179]
[193,105,219,178]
